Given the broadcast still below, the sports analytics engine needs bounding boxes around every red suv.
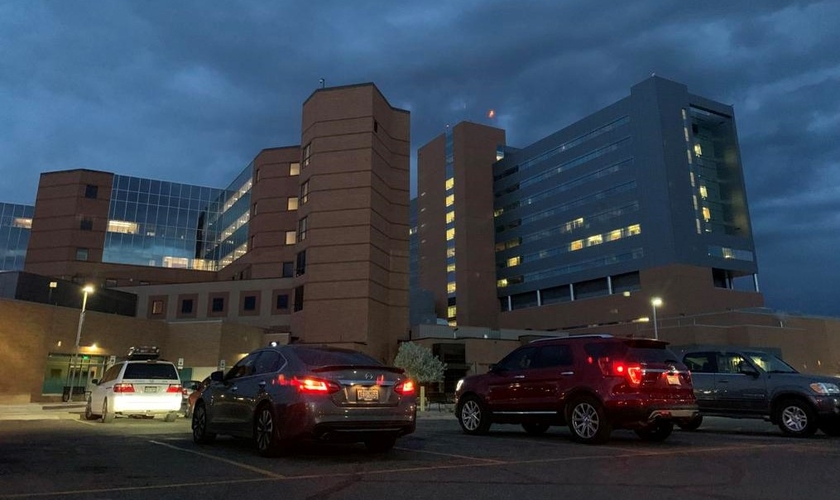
[455,335,698,444]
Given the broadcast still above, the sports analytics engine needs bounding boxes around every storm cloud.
[1,0,838,316]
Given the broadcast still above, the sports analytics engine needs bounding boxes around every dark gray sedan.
[191,345,417,455]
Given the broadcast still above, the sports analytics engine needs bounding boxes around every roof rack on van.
[127,346,161,360]
[530,334,613,343]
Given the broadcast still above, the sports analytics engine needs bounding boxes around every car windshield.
[585,340,681,364]
[744,351,798,373]
[292,347,382,367]
[123,363,179,380]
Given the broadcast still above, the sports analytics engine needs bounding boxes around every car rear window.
[292,347,382,367]
[585,340,680,364]
[123,362,179,380]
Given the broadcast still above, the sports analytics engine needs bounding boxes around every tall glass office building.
[0,203,34,270]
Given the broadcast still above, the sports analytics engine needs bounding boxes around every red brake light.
[599,358,643,386]
[167,384,182,393]
[294,376,340,394]
[113,383,135,393]
[394,379,415,396]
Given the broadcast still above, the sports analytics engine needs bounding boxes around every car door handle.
[513,375,525,379]
[560,371,574,376]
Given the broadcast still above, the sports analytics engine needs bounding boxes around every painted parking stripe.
[149,440,286,478]
[0,478,274,499]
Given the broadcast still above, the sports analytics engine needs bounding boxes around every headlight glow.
[810,382,840,395]
[455,379,464,393]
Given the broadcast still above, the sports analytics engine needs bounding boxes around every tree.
[393,342,446,385]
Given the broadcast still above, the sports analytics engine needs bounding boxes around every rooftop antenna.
[319,78,325,89]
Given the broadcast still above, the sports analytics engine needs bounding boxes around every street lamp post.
[67,285,95,403]
[651,297,663,340]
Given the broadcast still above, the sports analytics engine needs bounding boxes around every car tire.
[567,396,611,444]
[776,399,818,437]
[635,421,674,442]
[457,395,492,435]
[819,420,840,437]
[101,399,115,423]
[365,434,397,453]
[84,397,98,420]
[192,402,216,444]
[164,412,178,423]
[254,404,286,457]
[677,415,703,431]
[522,422,550,435]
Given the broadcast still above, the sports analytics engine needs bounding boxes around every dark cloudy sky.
[2,1,838,317]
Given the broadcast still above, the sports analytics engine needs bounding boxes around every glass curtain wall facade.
[493,116,643,311]
[0,203,34,270]
[103,175,224,270]
[200,163,253,269]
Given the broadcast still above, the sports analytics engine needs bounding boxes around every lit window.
[694,143,703,156]
[448,320,457,327]
[287,197,299,210]
[627,224,641,236]
[699,186,708,199]
[507,256,520,267]
[107,220,139,234]
[497,278,508,288]
[447,282,456,293]
[446,211,455,224]
[586,235,603,247]
[289,162,300,176]
[446,228,455,241]
[445,178,454,190]
[702,207,711,221]
[690,171,695,187]
[507,238,520,249]
[285,231,296,245]
[447,306,457,318]
[151,300,164,315]
[494,208,504,218]
[447,263,456,272]
[446,247,455,258]
[445,194,454,207]
[607,230,622,241]
[570,240,583,251]
[12,217,32,229]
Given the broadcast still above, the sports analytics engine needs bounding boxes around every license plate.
[357,388,379,401]
[144,386,158,393]
[666,374,681,386]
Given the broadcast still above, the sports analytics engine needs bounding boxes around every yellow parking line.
[149,440,286,478]
[0,478,273,499]
[393,446,504,463]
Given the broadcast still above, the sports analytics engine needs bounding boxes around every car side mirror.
[91,379,99,385]
[210,370,224,382]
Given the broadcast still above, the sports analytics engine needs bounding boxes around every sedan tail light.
[167,385,182,393]
[293,376,341,394]
[113,383,135,393]
[394,379,415,396]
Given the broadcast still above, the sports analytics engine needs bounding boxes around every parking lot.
[1,413,838,500]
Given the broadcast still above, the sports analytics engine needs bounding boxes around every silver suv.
[85,347,182,423]
[679,347,840,437]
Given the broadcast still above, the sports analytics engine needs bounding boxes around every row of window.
[150,288,301,319]
[499,271,642,312]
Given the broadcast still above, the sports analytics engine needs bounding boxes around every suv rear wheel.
[457,395,491,435]
[567,396,611,444]
[776,399,817,437]
[254,404,286,456]
[84,397,98,420]
[101,399,115,423]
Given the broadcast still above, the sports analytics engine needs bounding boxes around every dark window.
[574,278,610,300]
[298,216,308,241]
[300,180,310,204]
[123,363,178,380]
[373,120,379,133]
[75,248,89,261]
[611,271,641,294]
[181,299,194,314]
[80,218,93,231]
[293,285,304,312]
[292,347,380,367]
[84,184,98,199]
[254,351,284,374]
[534,345,574,367]
[497,347,538,370]
[296,250,306,276]
[151,300,164,314]
[683,352,716,373]
[302,142,312,167]
[243,295,257,311]
[282,261,294,278]
[226,352,259,380]
[276,294,289,310]
[211,297,225,312]
[104,279,118,287]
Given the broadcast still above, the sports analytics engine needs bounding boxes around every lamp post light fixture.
[67,285,95,403]
[651,297,663,340]
[48,281,58,304]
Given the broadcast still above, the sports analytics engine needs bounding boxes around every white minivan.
[86,350,182,423]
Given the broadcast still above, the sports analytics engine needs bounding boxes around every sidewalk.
[0,403,85,421]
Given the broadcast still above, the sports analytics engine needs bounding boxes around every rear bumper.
[604,398,698,427]
[113,394,182,415]
[279,400,417,442]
